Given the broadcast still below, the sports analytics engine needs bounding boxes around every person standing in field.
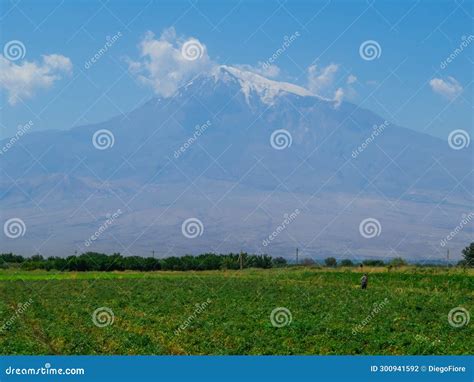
[361,274,368,289]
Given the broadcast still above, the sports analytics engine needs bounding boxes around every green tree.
[363,259,385,267]
[390,257,407,267]
[461,242,474,267]
[340,259,354,267]
[272,257,287,267]
[324,257,337,267]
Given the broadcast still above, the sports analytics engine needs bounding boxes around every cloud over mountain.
[127,28,350,104]
[307,63,347,107]
[127,28,213,97]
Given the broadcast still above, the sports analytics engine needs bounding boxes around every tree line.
[0,252,277,272]
[0,242,472,272]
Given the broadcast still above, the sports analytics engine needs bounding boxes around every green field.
[0,267,472,355]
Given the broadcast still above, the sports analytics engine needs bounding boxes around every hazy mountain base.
[1,178,470,260]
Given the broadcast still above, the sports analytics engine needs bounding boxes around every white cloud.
[334,88,344,108]
[307,63,339,95]
[0,54,72,105]
[128,28,213,97]
[429,76,463,99]
[347,74,357,84]
[343,74,358,102]
[307,63,348,107]
[237,62,281,78]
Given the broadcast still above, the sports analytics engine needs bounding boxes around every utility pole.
[152,250,155,259]
[296,248,299,265]
[239,251,243,270]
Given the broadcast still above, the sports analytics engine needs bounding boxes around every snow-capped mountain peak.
[212,65,319,105]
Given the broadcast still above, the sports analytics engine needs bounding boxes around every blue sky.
[0,0,472,139]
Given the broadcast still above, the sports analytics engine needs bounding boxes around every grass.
[0,267,472,355]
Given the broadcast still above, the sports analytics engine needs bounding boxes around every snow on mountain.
[212,65,319,105]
